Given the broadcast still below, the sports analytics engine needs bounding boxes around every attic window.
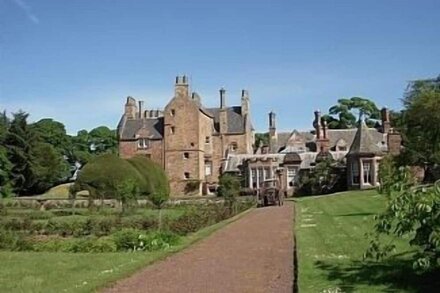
[137,138,149,149]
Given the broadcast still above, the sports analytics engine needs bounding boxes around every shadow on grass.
[314,256,440,293]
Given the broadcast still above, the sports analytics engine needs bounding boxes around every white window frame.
[205,161,212,176]
[137,138,149,149]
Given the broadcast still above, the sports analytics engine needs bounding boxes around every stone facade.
[224,107,402,193]
[117,76,254,196]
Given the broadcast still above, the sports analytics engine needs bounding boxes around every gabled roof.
[118,115,164,140]
[347,120,383,156]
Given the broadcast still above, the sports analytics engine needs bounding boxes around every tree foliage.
[323,97,380,129]
[0,109,119,196]
[254,132,269,148]
[297,158,346,195]
[366,162,440,270]
[72,154,170,209]
[399,78,440,168]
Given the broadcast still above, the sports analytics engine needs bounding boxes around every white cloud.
[10,0,39,24]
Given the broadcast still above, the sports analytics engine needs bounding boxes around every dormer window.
[137,138,149,149]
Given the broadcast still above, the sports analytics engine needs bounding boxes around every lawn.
[0,207,253,293]
[295,190,440,293]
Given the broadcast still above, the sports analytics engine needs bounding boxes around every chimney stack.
[269,111,276,131]
[138,101,144,119]
[313,110,323,139]
[220,87,226,109]
[381,107,391,133]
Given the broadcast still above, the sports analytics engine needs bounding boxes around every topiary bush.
[72,154,146,200]
[126,155,170,197]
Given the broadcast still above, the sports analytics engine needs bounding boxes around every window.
[205,136,210,143]
[258,168,264,187]
[205,161,212,176]
[184,172,190,179]
[363,161,372,184]
[251,168,257,188]
[338,146,347,151]
[287,166,297,184]
[230,142,238,152]
[170,109,175,116]
[170,126,175,134]
[137,138,149,149]
[183,152,189,159]
[264,167,271,180]
[352,161,360,184]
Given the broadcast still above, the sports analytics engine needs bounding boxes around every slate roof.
[327,128,386,150]
[277,130,315,147]
[347,120,383,156]
[275,127,386,152]
[205,106,246,133]
[118,115,164,140]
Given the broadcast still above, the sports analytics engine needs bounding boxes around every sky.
[0,0,439,134]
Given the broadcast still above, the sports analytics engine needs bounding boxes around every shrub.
[137,231,180,251]
[0,228,31,251]
[72,154,146,200]
[32,236,117,253]
[127,156,170,197]
[112,228,144,251]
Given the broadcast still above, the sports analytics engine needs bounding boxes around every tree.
[4,111,38,195]
[0,111,13,197]
[297,158,346,195]
[398,78,440,170]
[89,126,117,155]
[365,163,440,270]
[254,132,269,148]
[31,118,70,154]
[323,97,380,129]
[217,174,241,213]
[149,190,169,231]
[31,142,70,194]
[115,179,139,214]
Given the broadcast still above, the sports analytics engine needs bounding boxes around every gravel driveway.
[103,203,294,293]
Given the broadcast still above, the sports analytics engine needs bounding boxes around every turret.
[175,75,189,98]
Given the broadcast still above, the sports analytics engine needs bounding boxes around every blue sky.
[1,0,439,134]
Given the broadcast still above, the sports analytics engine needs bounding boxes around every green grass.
[295,190,440,293]
[0,207,253,293]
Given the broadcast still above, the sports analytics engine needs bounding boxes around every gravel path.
[103,203,294,293]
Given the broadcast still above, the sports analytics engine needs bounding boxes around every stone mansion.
[117,76,254,195]
[117,76,401,196]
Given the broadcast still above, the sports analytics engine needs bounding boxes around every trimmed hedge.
[127,155,170,197]
[72,154,169,199]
